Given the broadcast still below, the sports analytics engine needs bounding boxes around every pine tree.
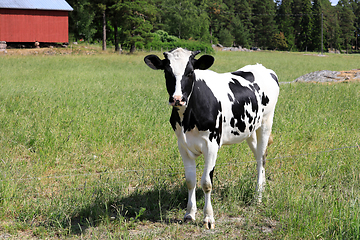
[311,0,322,51]
[68,0,97,42]
[159,0,210,41]
[223,0,252,47]
[350,0,360,50]
[112,0,157,53]
[297,0,313,51]
[206,0,231,44]
[276,0,295,50]
[252,0,278,49]
[337,0,356,52]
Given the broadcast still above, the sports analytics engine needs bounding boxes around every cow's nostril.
[175,99,182,106]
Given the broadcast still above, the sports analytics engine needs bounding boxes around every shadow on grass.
[69,177,255,235]
[69,182,193,234]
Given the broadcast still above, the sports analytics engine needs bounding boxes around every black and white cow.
[144,48,279,229]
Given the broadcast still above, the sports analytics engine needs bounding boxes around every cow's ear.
[144,55,164,70]
[194,55,214,70]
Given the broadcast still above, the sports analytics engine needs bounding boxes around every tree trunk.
[102,10,106,51]
[130,44,136,54]
[114,22,119,52]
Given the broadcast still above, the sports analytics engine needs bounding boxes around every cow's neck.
[174,105,186,120]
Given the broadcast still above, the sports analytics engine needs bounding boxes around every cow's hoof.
[184,214,195,223]
[204,221,215,229]
[203,217,215,229]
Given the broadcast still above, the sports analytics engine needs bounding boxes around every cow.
[144,47,279,229]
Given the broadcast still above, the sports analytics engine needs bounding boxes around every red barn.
[0,0,73,44]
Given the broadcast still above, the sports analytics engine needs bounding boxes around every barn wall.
[0,9,69,43]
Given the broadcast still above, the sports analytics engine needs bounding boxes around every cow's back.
[194,64,279,146]
[237,64,279,116]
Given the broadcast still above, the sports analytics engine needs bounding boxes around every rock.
[294,69,360,83]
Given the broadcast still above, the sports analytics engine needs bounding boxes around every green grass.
[0,49,359,239]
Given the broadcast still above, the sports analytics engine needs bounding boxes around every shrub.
[145,31,214,54]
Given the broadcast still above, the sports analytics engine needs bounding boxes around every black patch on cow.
[228,93,233,102]
[182,80,222,145]
[163,59,176,97]
[230,117,235,128]
[209,167,215,185]
[270,73,279,86]
[231,130,240,136]
[232,71,255,83]
[209,113,222,145]
[261,92,270,106]
[245,110,253,123]
[228,79,259,133]
[249,83,261,94]
[249,125,253,132]
[170,107,181,131]
[180,61,196,102]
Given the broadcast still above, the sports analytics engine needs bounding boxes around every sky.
[330,0,339,6]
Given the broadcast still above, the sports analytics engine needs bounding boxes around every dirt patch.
[294,69,360,83]
[0,46,103,56]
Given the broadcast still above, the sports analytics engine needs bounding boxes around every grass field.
[0,47,359,239]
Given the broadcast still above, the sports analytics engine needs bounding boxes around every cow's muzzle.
[170,95,186,107]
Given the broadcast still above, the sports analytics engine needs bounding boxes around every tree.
[87,0,116,51]
[224,0,253,47]
[67,0,96,42]
[291,0,313,51]
[230,15,251,47]
[252,0,278,48]
[319,0,333,51]
[112,0,157,53]
[206,0,230,44]
[276,0,295,50]
[337,0,356,52]
[353,0,360,50]
[272,32,288,50]
[298,0,313,51]
[159,0,209,41]
[311,0,322,52]
[218,28,234,46]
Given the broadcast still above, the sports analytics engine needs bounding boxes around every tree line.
[67,0,360,53]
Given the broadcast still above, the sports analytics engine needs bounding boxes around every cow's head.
[144,48,214,107]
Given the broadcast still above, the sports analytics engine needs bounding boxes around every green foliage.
[298,0,313,51]
[336,0,356,52]
[272,32,288,50]
[218,28,235,47]
[146,30,214,54]
[68,0,96,42]
[156,0,211,43]
[111,0,157,52]
[252,0,278,48]
[153,30,179,43]
[66,0,360,52]
[276,0,295,51]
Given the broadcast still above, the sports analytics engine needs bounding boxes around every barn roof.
[0,0,73,11]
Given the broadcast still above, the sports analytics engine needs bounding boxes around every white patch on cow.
[166,48,192,98]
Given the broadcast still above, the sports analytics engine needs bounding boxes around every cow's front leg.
[179,146,197,222]
[201,147,218,229]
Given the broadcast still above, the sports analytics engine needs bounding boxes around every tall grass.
[0,50,359,238]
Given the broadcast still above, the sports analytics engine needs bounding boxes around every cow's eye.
[186,72,193,78]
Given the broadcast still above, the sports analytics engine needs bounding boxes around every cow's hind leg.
[246,115,274,202]
[201,146,218,229]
